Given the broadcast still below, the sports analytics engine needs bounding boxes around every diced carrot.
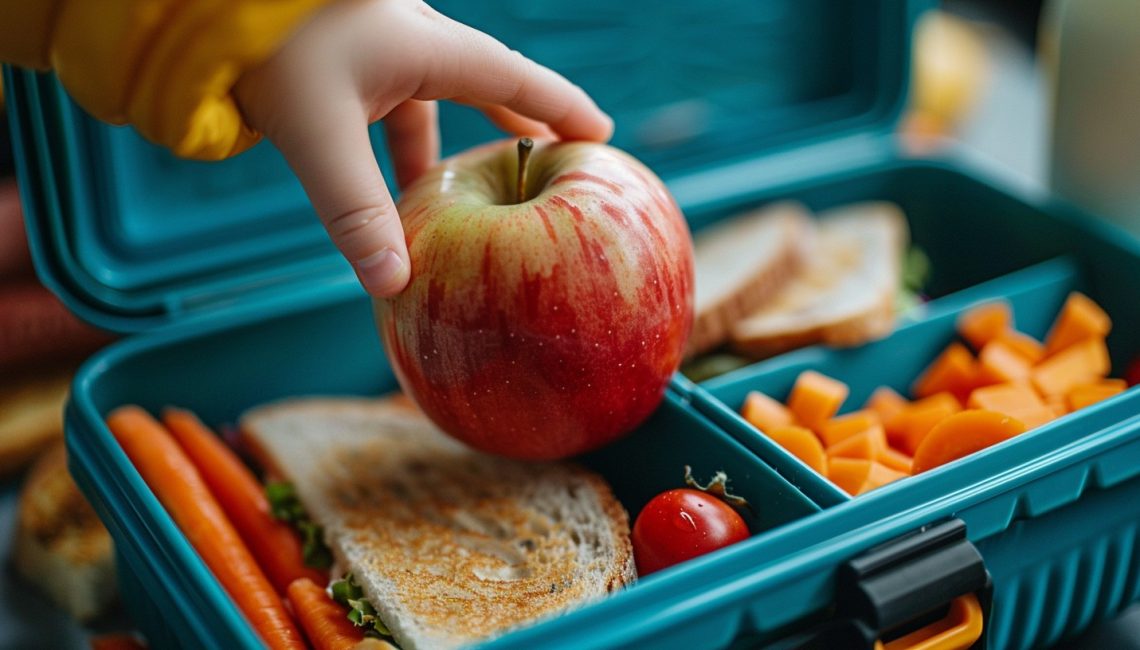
[912,410,1027,474]
[890,392,962,455]
[105,407,305,650]
[787,371,849,431]
[827,425,887,461]
[819,410,881,448]
[163,408,328,594]
[1031,337,1111,398]
[857,462,909,495]
[967,382,1055,429]
[766,425,828,475]
[912,342,978,402]
[976,340,1033,387]
[994,330,1045,364]
[828,458,873,496]
[877,447,913,474]
[828,458,906,496]
[1044,292,1112,356]
[1047,395,1070,417]
[967,382,1042,411]
[286,578,366,650]
[957,302,1012,350]
[1067,379,1128,411]
[741,391,794,433]
[865,387,908,426]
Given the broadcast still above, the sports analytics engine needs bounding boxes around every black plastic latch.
[840,518,990,639]
[764,518,992,650]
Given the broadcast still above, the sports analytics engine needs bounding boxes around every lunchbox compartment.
[65,291,823,649]
[679,159,1140,502]
[684,160,1140,367]
[696,254,1140,500]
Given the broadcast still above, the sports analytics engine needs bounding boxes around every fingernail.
[354,249,409,297]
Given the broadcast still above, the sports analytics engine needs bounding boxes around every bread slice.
[0,368,72,478]
[730,202,908,357]
[687,202,811,357]
[241,397,635,650]
[12,442,117,622]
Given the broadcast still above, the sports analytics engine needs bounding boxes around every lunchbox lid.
[4,0,925,333]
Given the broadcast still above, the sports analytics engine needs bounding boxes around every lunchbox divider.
[580,391,823,538]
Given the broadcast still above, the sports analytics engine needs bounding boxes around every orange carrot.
[912,410,1027,474]
[857,462,908,495]
[891,392,962,455]
[975,340,1032,386]
[766,425,828,475]
[994,330,1045,364]
[865,387,908,426]
[1031,337,1111,398]
[287,578,366,650]
[827,458,905,495]
[90,634,148,650]
[819,410,881,448]
[828,458,872,496]
[787,371,849,431]
[957,302,1012,351]
[106,407,305,650]
[1047,395,1070,417]
[967,382,1055,429]
[1045,292,1112,356]
[163,408,328,594]
[877,447,913,474]
[1067,379,1127,411]
[827,426,887,461]
[741,391,794,433]
[912,342,978,402]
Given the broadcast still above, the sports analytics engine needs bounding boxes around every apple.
[375,138,694,459]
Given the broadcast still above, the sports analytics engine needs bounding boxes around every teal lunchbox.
[8,0,1140,648]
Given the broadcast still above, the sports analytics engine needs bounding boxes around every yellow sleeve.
[0,0,333,160]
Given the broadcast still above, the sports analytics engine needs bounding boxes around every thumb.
[268,108,411,297]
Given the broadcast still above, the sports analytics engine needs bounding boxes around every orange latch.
[873,593,984,650]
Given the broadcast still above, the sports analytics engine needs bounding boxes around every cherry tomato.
[631,488,749,575]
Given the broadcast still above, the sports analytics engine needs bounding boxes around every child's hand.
[234,0,613,297]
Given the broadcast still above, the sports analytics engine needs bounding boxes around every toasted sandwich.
[730,202,908,357]
[687,201,811,357]
[241,397,635,650]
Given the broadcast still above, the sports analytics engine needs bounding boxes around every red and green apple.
[375,138,693,459]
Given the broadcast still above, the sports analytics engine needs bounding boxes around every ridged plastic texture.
[3,0,915,333]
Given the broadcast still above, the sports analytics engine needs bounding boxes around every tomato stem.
[516,137,533,204]
[683,465,754,515]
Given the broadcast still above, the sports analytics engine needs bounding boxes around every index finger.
[415,15,613,142]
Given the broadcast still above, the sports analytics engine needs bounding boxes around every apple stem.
[516,137,533,204]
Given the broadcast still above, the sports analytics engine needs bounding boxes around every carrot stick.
[162,408,328,594]
[287,578,367,650]
[106,407,305,650]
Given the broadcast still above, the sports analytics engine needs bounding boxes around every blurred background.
[1,0,1139,648]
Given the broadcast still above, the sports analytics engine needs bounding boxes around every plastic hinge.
[764,519,993,650]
